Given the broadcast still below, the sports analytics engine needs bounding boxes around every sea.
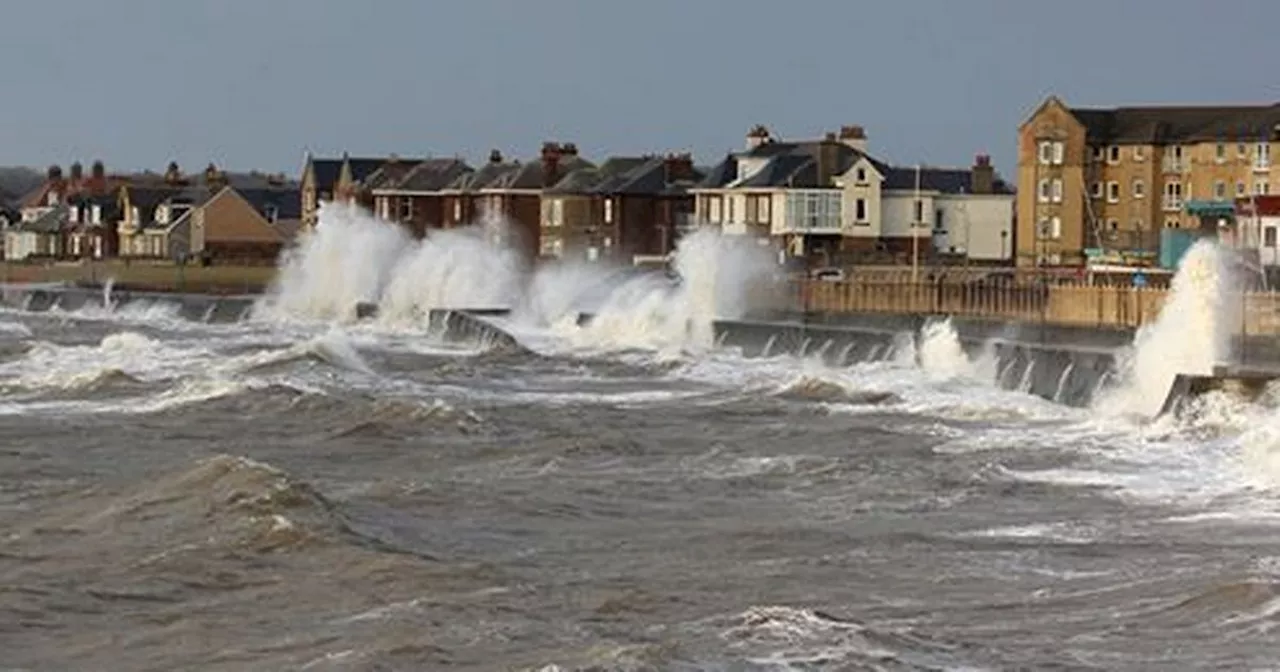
[3,204,1280,671]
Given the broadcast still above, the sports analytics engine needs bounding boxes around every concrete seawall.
[712,315,1122,408]
[0,283,257,323]
[1,283,527,353]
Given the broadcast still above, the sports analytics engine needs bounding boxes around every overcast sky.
[2,0,1277,179]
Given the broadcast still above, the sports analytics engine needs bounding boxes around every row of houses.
[300,126,1016,268]
[3,161,299,263]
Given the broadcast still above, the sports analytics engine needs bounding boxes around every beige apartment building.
[1016,95,1280,268]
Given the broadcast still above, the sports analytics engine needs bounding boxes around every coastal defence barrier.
[0,283,526,353]
[712,314,1123,408]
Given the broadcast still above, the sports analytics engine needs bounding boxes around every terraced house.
[1017,95,1280,268]
[693,125,1014,266]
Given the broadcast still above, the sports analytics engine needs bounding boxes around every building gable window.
[1107,181,1120,203]
[1133,179,1146,199]
[1108,146,1120,164]
[854,198,867,223]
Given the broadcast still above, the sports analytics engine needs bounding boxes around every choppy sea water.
[4,302,1280,671]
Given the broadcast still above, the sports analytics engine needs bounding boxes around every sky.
[3,0,1279,181]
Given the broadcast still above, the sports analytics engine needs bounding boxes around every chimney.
[488,149,504,164]
[663,153,695,183]
[561,142,578,157]
[204,162,224,188]
[746,124,771,149]
[69,161,84,183]
[971,154,994,194]
[46,164,63,182]
[838,125,868,152]
[165,161,182,184]
[814,133,843,187]
[91,160,105,180]
[540,141,563,187]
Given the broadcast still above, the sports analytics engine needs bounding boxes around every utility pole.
[912,163,921,283]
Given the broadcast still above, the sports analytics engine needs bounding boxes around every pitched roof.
[544,156,650,195]
[881,166,1015,195]
[696,141,888,190]
[308,159,343,190]
[446,161,520,191]
[376,158,472,192]
[362,160,426,191]
[17,205,68,233]
[1069,104,1280,145]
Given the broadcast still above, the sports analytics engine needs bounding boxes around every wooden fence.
[795,279,1280,334]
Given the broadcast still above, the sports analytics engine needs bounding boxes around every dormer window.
[46,191,58,206]
[265,205,279,222]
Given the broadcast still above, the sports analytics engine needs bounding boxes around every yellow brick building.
[1016,95,1280,268]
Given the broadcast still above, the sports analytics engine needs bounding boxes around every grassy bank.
[0,261,276,295]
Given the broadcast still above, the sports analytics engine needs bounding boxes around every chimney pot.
[489,149,504,164]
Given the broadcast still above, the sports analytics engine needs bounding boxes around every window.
[934,208,944,232]
[1256,180,1271,195]
[854,198,868,223]
[1163,181,1183,210]
[855,168,867,183]
[1037,179,1050,203]
[1239,143,1249,158]
[265,205,279,223]
[549,199,563,226]
[913,199,924,224]
[1051,216,1061,239]
[1213,181,1226,199]
[604,198,614,223]
[1052,142,1064,165]
[1108,146,1120,163]
[1091,147,1105,162]
[1133,146,1145,161]
[1107,218,1118,230]
[399,198,413,221]
[726,197,734,223]
[1216,143,1226,162]
[453,200,462,222]
[1051,178,1063,203]
[1038,142,1053,165]
[68,206,79,224]
[1091,182,1103,199]
[1258,143,1272,169]
[377,197,389,219]
[1238,181,1247,197]
[1267,227,1278,248]
[708,197,721,222]
[785,191,841,231]
[1107,181,1120,203]
[91,205,101,224]
[1133,179,1146,198]
[760,196,771,222]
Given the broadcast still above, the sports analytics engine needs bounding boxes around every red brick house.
[369,158,473,237]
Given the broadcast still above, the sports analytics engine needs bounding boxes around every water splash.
[1097,239,1239,418]
[259,201,782,352]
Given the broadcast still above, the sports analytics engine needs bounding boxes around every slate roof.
[696,141,890,190]
[485,155,595,191]
[362,160,426,191]
[595,157,707,196]
[18,205,68,233]
[544,156,650,195]
[308,159,343,190]
[375,158,472,192]
[445,162,520,191]
[881,166,1015,195]
[1069,104,1280,145]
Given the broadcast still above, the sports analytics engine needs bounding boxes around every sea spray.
[555,228,780,351]
[258,200,782,351]
[1096,239,1239,418]
[916,318,976,378]
[262,202,411,321]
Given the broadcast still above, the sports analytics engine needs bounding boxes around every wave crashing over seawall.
[255,202,780,348]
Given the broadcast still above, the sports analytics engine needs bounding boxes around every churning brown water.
[3,303,1280,671]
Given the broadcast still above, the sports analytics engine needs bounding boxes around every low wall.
[424,309,527,353]
[0,283,257,323]
[713,315,1120,408]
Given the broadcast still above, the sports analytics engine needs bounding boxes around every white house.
[692,125,1016,264]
